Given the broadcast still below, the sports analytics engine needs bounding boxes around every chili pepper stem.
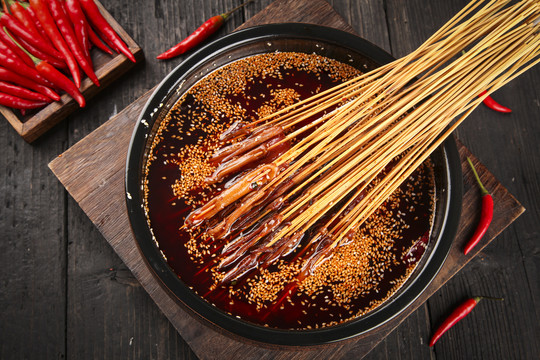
[474,296,504,302]
[223,0,254,18]
[467,157,488,196]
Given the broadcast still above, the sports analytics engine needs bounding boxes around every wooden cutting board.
[49,0,524,358]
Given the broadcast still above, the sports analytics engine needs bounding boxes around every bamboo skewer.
[184,0,540,284]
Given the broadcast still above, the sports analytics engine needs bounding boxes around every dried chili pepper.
[464,157,494,255]
[0,80,51,102]
[47,0,99,86]
[479,90,511,113]
[429,296,503,346]
[0,66,60,101]
[0,91,48,109]
[64,0,90,58]
[157,0,254,60]
[36,60,85,107]
[78,0,136,62]
[29,0,82,88]
[0,10,62,59]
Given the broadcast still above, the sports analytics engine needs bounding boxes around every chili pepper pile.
[0,0,136,112]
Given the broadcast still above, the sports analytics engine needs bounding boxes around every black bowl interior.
[125,23,462,347]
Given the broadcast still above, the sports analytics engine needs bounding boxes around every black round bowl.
[125,23,462,347]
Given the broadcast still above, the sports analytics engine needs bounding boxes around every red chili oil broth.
[144,52,435,330]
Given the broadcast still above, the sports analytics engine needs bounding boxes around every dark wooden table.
[1,0,538,359]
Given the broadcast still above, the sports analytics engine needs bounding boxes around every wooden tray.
[0,0,144,143]
[49,0,524,358]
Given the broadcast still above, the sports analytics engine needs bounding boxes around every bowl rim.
[125,23,463,347]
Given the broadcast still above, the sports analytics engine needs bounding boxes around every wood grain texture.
[48,0,527,359]
[0,105,67,359]
[382,1,539,358]
[0,0,144,143]
[1,0,538,359]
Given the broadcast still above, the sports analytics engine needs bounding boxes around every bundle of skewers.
[184,0,539,288]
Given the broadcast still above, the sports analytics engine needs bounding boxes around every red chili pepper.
[78,0,135,62]
[64,0,90,58]
[0,33,24,62]
[0,37,53,87]
[0,80,51,102]
[0,66,60,101]
[0,10,62,60]
[157,0,253,60]
[464,157,494,255]
[0,26,34,67]
[5,0,42,40]
[429,296,503,346]
[0,13,66,68]
[36,60,85,107]
[92,22,119,52]
[7,31,85,107]
[47,0,99,86]
[29,0,82,88]
[24,4,54,48]
[87,24,112,54]
[0,91,48,109]
[479,90,511,113]
[14,34,67,68]
[5,0,55,48]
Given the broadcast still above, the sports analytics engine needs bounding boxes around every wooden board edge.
[457,139,525,216]
[236,0,355,34]
[21,49,144,144]
[454,143,525,260]
[48,87,154,181]
[0,104,23,134]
